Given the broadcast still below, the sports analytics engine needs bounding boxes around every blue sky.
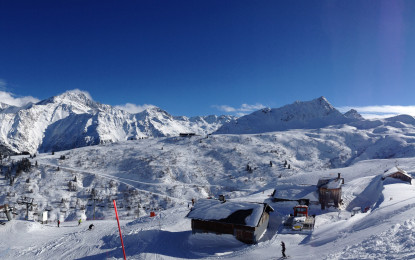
[1,0,415,117]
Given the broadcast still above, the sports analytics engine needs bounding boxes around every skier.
[281,241,286,258]
[78,219,82,226]
[57,220,60,227]
[89,224,94,230]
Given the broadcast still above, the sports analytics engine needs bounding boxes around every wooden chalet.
[318,173,344,210]
[382,167,412,184]
[186,199,274,244]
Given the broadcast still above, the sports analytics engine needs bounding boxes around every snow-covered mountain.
[215,97,363,134]
[344,108,364,120]
[1,91,414,156]
[2,101,415,259]
[2,123,415,259]
[0,90,234,154]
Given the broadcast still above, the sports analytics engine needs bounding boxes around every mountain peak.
[344,109,364,120]
[56,89,93,103]
[312,96,334,109]
[215,97,356,134]
[35,89,101,114]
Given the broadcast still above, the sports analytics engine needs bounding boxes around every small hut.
[382,167,412,184]
[186,199,274,244]
[318,173,344,209]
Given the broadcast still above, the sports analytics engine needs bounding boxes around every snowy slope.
[215,97,361,134]
[2,117,415,224]
[2,94,415,259]
[1,157,415,260]
[3,117,415,221]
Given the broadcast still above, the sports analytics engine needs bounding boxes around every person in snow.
[78,219,82,226]
[89,224,94,230]
[281,241,286,258]
[57,220,60,227]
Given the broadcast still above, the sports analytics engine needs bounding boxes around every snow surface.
[1,132,415,259]
[2,95,415,258]
[1,157,415,260]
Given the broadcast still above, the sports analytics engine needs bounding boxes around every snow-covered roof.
[382,167,412,179]
[186,199,270,227]
[324,179,343,189]
[272,185,319,201]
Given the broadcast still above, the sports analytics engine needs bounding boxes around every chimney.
[338,173,341,179]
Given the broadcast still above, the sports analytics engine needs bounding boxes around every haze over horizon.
[1,1,415,118]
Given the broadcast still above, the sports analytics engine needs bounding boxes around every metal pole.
[113,200,127,260]
[93,199,96,220]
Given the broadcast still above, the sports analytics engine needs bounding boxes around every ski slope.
[1,126,415,259]
[1,155,415,259]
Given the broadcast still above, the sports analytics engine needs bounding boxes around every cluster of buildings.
[186,167,413,244]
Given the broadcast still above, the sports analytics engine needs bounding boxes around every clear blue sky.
[1,0,415,117]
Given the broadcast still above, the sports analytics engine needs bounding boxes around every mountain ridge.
[214,96,364,134]
[1,91,414,154]
[0,90,235,154]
